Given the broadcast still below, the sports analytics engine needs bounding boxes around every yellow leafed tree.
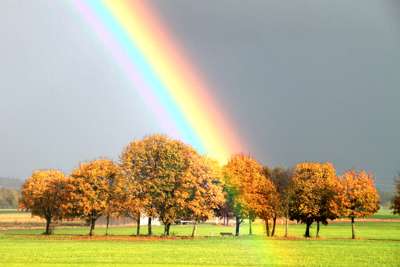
[20,170,71,235]
[67,159,123,236]
[289,162,341,237]
[224,154,278,236]
[340,170,379,239]
[121,134,224,236]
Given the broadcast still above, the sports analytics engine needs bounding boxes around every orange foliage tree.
[19,170,70,234]
[251,176,279,237]
[184,157,225,237]
[121,134,223,236]
[119,177,146,236]
[289,162,341,237]
[67,159,122,236]
[224,154,278,236]
[340,170,380,239]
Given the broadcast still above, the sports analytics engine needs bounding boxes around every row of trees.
[20,134,382,239]
[223,159,380,239]
[20,135,224,236]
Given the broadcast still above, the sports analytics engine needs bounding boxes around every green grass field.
[367,207,399,219]
[0,210,399,267]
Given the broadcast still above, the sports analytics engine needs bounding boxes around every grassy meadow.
[0,210,399,267]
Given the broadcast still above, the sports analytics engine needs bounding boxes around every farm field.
[0,210,399,267]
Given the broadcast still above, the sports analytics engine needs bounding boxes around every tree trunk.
[89,217,96,236]
[45,217,52,235]
[284,216,288,238]
[105,214,110,236]
[167,223,171,236]
[351,217,356,239]
[249,218,252,235]
[265,219,270,237]
[226,216,229,226]
[235,216,241,236]
[164,223,171,236]
[271,216,277,237]
[136,216,141,236]
[164,224,168,236]
[147,217,152,236]
[304,221,312,238]
[316,221,320,238]
[191,221,197,237]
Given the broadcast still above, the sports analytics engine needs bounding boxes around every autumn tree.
[224,155,250,236]
[289,162,341,238]
[19,170,70,235]
[224,154,278,236]
[340,170,380,239]
[67,159,122,236]
[121,134,220,236]
[264,167,292,237]
[251,176,279,237]
[118,175,146,236]
[392,174,400,215]
[184,157,225,237]
[104,169,125,235]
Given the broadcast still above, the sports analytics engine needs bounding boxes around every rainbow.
[72,0,242,162]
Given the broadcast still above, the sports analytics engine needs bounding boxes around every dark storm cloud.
[0,0,399,190]
[151,0,400,190]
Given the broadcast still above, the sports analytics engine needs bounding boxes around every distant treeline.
[0,178,22,208]
[0,188,19,209]
[0,177,23,189]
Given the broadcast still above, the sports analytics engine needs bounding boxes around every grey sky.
[0,0,399,190]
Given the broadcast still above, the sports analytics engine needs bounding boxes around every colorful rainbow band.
[73,0,242,162]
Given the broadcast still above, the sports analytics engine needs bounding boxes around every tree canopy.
[340,170,380,239]
[67,159,122,236]
[19,170,70,234]
[289,162,341,237]
[224,154,277,236]
[120,134,224,236]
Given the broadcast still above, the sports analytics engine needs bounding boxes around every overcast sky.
[1,0,399,190]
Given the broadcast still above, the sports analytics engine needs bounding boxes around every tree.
[121,134,217,236]
[340,170,380,239]
[392,174,400,215]
[119,177,146,236]
[251,176,279,237]
[184,157,225,237]
[104,169,125,235]
[265,167,292,237]
[289,162,340,238]
[19,170,70,234]
[67,159,122,236]
[215,190,234,226]
[224,154,277,236]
